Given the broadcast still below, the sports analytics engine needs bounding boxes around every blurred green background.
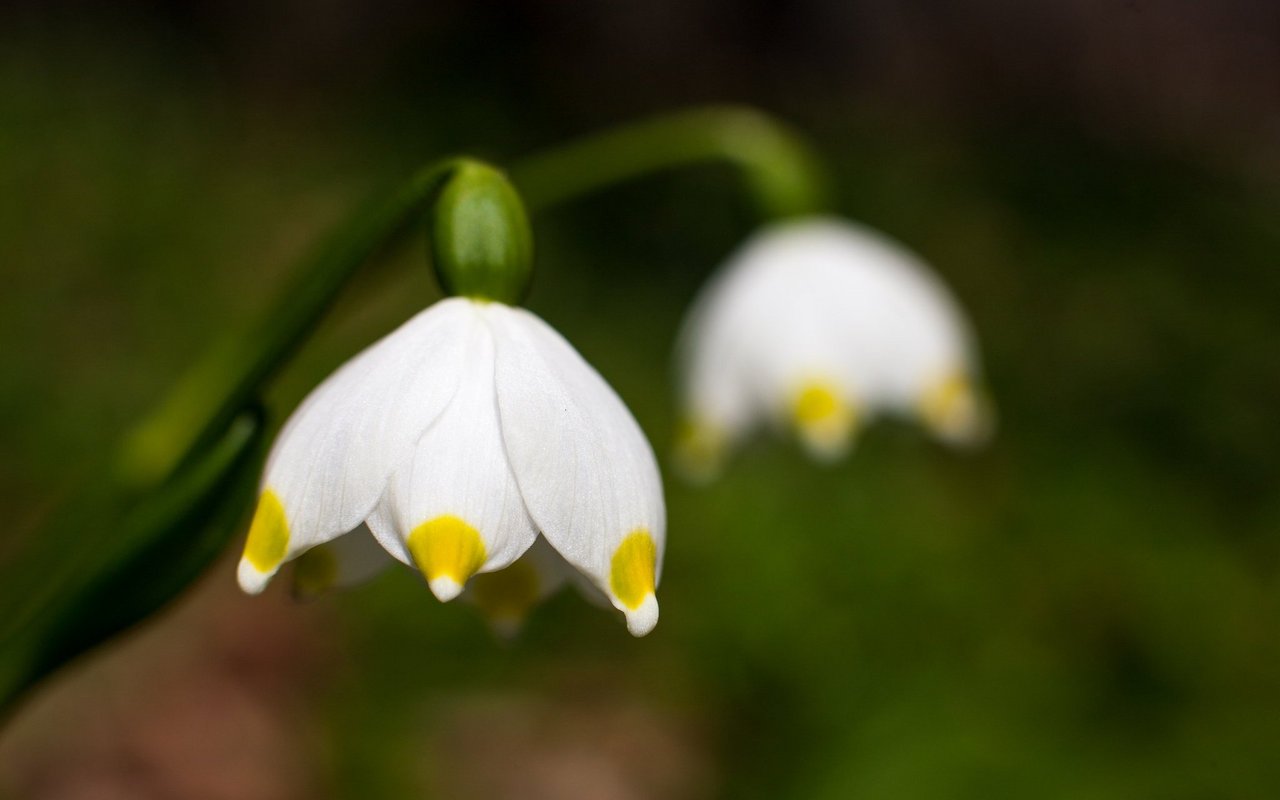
[2,2,1279,798]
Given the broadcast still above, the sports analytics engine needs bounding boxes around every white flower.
[675,216,991,478]
[237,297,665,637]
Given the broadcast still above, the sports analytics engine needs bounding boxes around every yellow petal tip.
[408,515,487,600]
[790,381,857,460]
[240,490,290,592]
[610,529,658,616]
[919,371,992,447]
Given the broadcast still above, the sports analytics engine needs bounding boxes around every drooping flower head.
[238,297,665,636]
[676,216,991,479]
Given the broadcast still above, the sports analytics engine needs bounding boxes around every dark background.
[1,2,1278,798]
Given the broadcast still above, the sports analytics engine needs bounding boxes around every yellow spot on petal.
[407,515,487,586]
[609,530,657,611]
[793,382,840,424]
[469,558,540,627]
[292,545,338,599]
[790,380,857,459]
[919,371,987,444]
[244,490,289,573]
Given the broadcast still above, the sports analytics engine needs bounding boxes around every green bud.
[430,160,534,304]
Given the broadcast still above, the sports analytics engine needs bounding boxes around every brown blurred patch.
[0,553,335,800]
[425,683,717,800]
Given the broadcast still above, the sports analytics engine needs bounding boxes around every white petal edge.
[236,297,472,593]
[486,304,665,636]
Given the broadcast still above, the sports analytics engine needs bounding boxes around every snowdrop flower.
[675,216,991,479]
[238,297,664,636]
[237,161,664,636]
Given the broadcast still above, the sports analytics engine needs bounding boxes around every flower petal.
[769,218,978,411]
[675,255,763,438]
[673,267,760,481]
[237,297,472,594]
[918,370,994,447]
[486,304,665,636]
[377,313,538,602]
[788,379,860,460]
[676,223,877,467]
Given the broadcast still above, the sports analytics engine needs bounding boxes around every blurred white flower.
[675,216,991,480]
[238,297,665,637]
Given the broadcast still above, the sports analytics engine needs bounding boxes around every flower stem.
[510,105,827,218]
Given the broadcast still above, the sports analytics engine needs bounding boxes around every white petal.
[376,312,538,602]
[675,258,762,436]
[764,218,978,409]
[676,223,874,466]
[788,220,992,442]
[290,524,395,599]
[673,265,762,480]
[237,297,473,593]
[486,304,665,636]
[714,220,894,401]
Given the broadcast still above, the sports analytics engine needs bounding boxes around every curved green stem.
[510,105,826,218]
